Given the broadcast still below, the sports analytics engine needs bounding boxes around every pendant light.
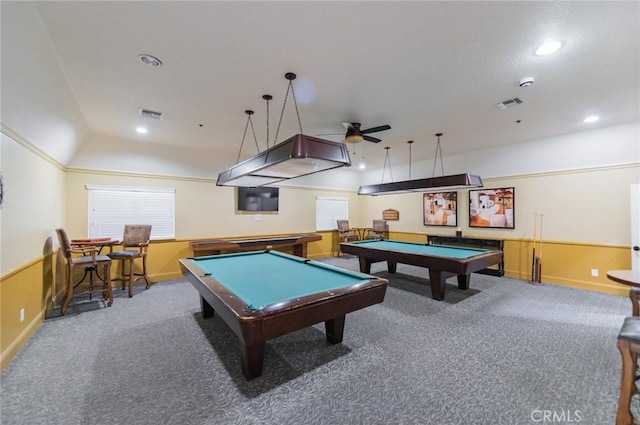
[217,73,351,187]
[358,133,483,195]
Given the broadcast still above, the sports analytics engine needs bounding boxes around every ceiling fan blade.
[361,124,391,134]
[363,135,382,143]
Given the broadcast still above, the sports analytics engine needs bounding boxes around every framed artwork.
[423,192,457,226]
[469,187,515,229]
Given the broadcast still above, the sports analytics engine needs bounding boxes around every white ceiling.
[32,1,640,171]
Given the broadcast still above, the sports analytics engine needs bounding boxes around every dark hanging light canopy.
[216,73,351,187]
[358,133,483,195]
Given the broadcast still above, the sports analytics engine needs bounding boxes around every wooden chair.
[366,220,388,240]
[337,220,358,255]
[56,228,113,316]
[616,316,640,425]
[108,225,152,297]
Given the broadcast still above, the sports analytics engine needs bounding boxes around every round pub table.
[607,270,640,287]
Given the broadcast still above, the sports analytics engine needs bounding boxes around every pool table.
[339,240,503,301]
[179,250,387,380]
[189,233,322,257]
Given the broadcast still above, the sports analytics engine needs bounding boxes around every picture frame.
[423,192,457,226]
[469,187,515,229]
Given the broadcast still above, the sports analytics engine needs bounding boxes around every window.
[315,196,349,231]
[86,185,175,240]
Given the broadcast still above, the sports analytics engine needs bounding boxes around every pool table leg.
[325,315,345,344]
[357,257,394,274]
[200,296,215,319]
[241,342,265,380]
[457,274,470,290]
[358,257,373,273]
[387,261,397,273]
[428,270,446,301]
[428,271,470,300]
[427,270,457,301]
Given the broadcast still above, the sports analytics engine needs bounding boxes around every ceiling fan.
[320,122,392,144]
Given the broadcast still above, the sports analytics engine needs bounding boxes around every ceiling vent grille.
[495,97,525,110]
[139,108,164,120]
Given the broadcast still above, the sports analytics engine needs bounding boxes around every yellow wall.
[1,257,49,369]
[64,170,361,240]
[1,130,66,370]
[362,164,637,247]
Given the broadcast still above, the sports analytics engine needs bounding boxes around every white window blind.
[316,196,349,231]
[86,185,175,240]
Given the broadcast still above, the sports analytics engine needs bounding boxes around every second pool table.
[179,250,388,380]
[340,240,503,301]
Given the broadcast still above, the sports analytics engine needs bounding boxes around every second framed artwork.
[469,187,515,229]
[423,192,457,226]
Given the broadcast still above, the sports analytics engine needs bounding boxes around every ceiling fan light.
[345,134,364,144]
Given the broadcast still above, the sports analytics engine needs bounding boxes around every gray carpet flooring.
[0,256,633,425]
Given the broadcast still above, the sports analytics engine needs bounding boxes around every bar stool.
[616,316,640,425]
[366,219,388,240]
[630,287,640,317]
[55,228,113,315]
[108,225,152,297]
[336,220,358,256]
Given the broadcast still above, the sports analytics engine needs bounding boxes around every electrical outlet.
[20,308,24,322]
[591,269,599,277]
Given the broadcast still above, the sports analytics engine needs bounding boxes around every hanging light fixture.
[234,110,261,164]
[345,134,364,144]
[216,73,351,187]
[358,133,483,195]
[380,146,394,183]
[262,94,273,149]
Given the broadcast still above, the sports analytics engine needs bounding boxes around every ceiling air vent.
[495,97,525,110]
[139,108,164,120]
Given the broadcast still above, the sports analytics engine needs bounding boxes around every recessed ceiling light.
[535,40,562,56]
[138,54,162,67]
[583,115,600,123]
[136,127,148,134]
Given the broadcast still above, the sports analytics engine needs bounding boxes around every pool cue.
[531,213,537,282]
[537,214,544,283]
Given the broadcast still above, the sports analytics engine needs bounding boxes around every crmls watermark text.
[531,410,582,423]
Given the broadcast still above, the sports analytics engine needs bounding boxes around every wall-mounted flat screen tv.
[237,187,279,212]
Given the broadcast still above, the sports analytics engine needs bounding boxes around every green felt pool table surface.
[185,250,377,310]
[349,240,490,258]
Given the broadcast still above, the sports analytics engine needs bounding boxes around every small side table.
[351,227,372,240]
[70,238,120,296]
[607,270,640,287]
